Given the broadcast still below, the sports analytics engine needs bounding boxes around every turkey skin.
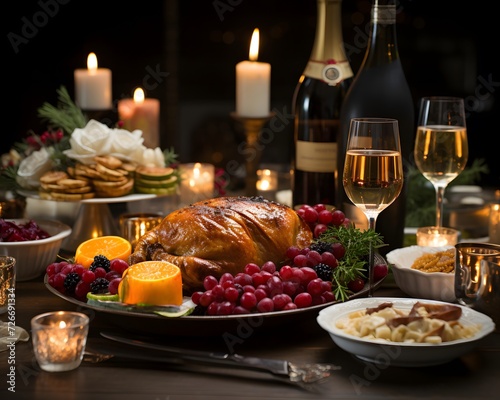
[128,196,313,294]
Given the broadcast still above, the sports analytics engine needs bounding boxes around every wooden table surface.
[2,275,499,400]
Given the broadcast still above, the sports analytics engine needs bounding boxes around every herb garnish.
[316,225,386,302]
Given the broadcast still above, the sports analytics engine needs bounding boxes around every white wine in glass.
[414,97,468,227]
[343,118,403,296]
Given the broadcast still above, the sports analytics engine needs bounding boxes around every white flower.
[109,128,144,157]
[63,119,164,166]
[63,119,113,164]
[133,147,166,167]
[16,147,55,189]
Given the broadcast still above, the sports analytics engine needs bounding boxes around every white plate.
[317,297,495,367]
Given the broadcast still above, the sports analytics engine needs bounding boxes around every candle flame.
[133,87,145,103]
[58,321,67,329]
[249,28,260,61]
[193,162,202,179]
[87,52,98,72]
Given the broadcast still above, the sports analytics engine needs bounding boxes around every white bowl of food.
[0,219,72,281]
[386,245,456,302]
[317,297,495,367]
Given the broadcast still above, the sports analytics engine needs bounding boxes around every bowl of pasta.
[386,245,456,302]
[316,297,495,367]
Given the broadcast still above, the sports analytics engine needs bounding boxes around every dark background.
[3,0,499,189]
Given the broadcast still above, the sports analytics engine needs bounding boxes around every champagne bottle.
[292,0,353,208]
[338,0,414,256]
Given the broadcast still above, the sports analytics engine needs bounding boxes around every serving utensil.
[100,331,339,384]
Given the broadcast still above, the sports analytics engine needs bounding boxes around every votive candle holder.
[31,311,89,372]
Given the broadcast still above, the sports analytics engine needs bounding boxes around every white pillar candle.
[74,52,112,110]
[235,28,271,117]
[118,88,160,149]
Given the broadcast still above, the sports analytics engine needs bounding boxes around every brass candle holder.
[231,112,275,196]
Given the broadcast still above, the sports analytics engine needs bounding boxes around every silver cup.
[455,242,500,328]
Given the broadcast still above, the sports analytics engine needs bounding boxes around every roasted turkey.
[128,196,313,294]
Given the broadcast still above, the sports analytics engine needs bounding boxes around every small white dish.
[317,297,495,367]
[386,245,455,302]
[0,219,72,281]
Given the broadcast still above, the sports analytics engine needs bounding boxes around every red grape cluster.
[191,261,335,316]
[46,257,129,301]
[296,203,351,238]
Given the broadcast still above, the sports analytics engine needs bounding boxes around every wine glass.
[414,97,468,227]
[343,118,404,296]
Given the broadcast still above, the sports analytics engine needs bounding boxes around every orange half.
[75,236,132,269]
[118,261,183,306]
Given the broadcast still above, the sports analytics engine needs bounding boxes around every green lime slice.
[86,293,119,302]
[135,176,178,188]
[134,185,178,195]
[135,166,176,181]
[155,307,195,318]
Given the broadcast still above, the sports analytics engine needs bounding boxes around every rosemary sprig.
[316,225,386,302]
[37,86,87,135]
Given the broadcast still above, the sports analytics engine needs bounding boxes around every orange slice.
[75,236,132,269]
[118,261,183,306]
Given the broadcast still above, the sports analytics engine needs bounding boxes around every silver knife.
[100,331,338,383]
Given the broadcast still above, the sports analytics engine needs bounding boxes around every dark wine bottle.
[291,0,353,209]
[338,0,414,256]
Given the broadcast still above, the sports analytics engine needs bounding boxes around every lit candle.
[74,52,112,110]
[489,203,500,244]
[416,226,459,247]
[179,163,215,205]
[118,87,160,149]
[256,169,277,191]
[256,169,278,201]
[235,28,271,117]
[31,311,89,372]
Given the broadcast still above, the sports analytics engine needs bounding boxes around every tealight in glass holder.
[256,169,278,200]
[119,212,164,248]
[31,311,89,372]
[416,226,459,247]
[179,163,215,206]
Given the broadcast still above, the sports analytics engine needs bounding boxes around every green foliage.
[317,225,386,302]
[405,159,489,227]
[163,147,179,167]
[37,86,87,135]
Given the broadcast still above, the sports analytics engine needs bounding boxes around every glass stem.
[368,216,376,298]
[435,185,446,227]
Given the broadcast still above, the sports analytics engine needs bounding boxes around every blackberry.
[310,241,333,254]
[90,255,111,272]
[63,272,81,294]
[314,263,333,281]
[90,277,109,294]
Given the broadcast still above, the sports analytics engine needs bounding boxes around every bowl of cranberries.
[0,218,72,281]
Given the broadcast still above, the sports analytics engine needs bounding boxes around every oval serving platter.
[44,258,387,337]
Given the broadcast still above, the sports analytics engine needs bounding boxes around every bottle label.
[296,140,337,172]
[372,4,396,24]
[303,60,353,85]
